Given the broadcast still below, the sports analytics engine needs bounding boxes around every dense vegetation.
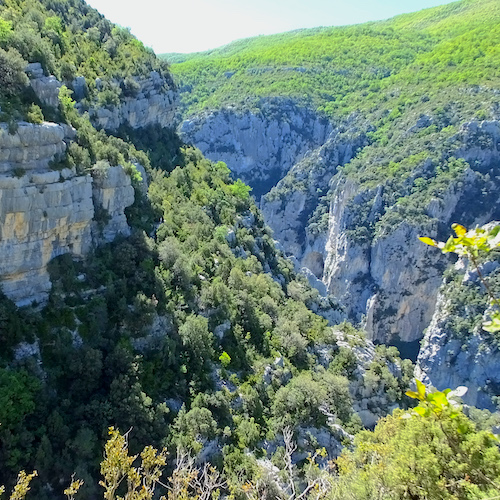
[168,0,500,243]
[0,0,172,122]
[165,0,500,118]
[0,0,499,498]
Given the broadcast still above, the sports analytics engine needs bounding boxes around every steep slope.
[0,0,418,497]
[416,229,500,410]
[169,0,500,353]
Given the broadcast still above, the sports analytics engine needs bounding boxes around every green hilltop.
[164,0,500,117]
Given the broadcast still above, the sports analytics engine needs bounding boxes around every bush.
[0,47,28,96]
[26,104,44,124]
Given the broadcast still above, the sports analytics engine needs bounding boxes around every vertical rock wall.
[0,123,136,306]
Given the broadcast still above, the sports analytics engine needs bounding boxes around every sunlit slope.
[164,0,500,116]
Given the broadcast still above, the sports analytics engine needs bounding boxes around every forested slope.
[0,0,499,498]
[168,0,500,353]
[165,0,500,117]
[0,0,417,498]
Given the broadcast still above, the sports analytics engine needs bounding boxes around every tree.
[0,48,28,96]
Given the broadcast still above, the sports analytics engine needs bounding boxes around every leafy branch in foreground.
[0,471,37,500]
[419,223,500,333]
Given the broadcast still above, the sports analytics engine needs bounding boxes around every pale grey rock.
[316,120,498,344]
[87,72,178,130]
[132,314,173,352]
[27,63,61,109]
[331,329,404,427]
[262,122,367,263]
[225,229,236,246]
[14,340,41,361]
[92,165,135,242]
[214,320,231,339]
[0,123,137,306]
[0,122,66,173]
[72,76,87,100]
[180,102,333,198]
[416,242,500,410]
[196,439,220,464]
[295,426,344,461]
[0,166,94,306]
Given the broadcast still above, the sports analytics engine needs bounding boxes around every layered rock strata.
[26,62,177,132]
[85,71,177,131]
[0,123,135,306]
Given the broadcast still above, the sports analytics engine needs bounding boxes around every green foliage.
[420,223,500,334]
[229,179,251,202]
[168,0,500,118]
[0,18,12,43]
[99,427,167,500]
[332,384,500,499]
[0,48,28,97]
[26,104,44,124]
[219,351,231,368]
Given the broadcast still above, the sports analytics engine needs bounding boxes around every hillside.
[0,0,500,498]
[0,0,419,498]
[165,0,500,117]
[168,0,500,359]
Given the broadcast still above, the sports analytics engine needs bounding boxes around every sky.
[86,0,457,55]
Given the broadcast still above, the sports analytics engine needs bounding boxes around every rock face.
[0,122,67,173]
[180,101,333,198]
[261,121,367,266]
[319,122,500,345]
[265,120,500,347]
[320,175,468,345]
[92,166,135,243]
[0,123,136,306]
[26,63,178,132]
[416,253,500,410]
[27,63,61,109]
[85,72,178,131]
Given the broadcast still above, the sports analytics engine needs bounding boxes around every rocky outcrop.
[86,72,177,131]
[415,253,500,410]
[180,101,333,198]
[92,165,135,242]
[0,123,136,306]
[0,122,68,173]
[26,63,178,132]
[181,96,500,350]
[27,63,61,109]
[0,167,94,306]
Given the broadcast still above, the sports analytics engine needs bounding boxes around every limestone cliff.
[0,122,136,306]
[319,121,500,346]
[415,248,500,410]
[27,62,178,132]
[86,71,177,131]
[180,101,332,198]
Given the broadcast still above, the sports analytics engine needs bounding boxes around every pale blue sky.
[86,0,457,54]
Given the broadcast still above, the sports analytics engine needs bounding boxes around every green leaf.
[483,315,500,333]
[427,391,448,409]
[452,223,467,237]
[418,236,438,247]
[405,390,420,400]
[416,379,426,400]
[413,406,428,417]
